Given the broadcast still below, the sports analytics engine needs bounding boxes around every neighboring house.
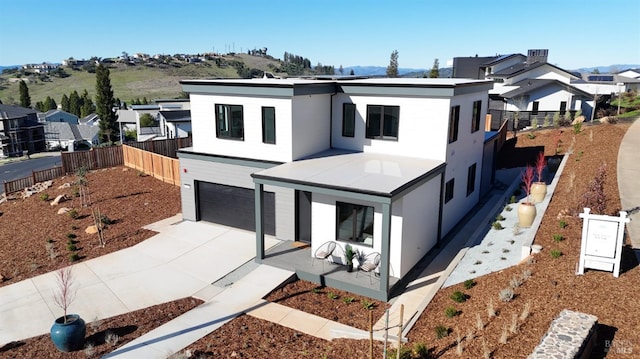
[617,68,640,79]
[44,122,99,150]
[454,49,595,129]
[0,104,46,156]
[158,110,191,139]
[44,109,79,124]
[178,78,493,300]
[79,113,101,126]
[571,73,640,97]
[117,100,191,142]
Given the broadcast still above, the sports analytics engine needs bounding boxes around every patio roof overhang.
[251,150,446,299]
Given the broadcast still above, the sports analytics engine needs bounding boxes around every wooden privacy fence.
[123,145,180,186]
[60,146,124,173]
[3,166,64,195]
[124,136,192,159]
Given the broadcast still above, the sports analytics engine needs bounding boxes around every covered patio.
[252,150,446,301]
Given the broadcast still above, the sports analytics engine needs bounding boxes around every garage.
[196,181,276,235]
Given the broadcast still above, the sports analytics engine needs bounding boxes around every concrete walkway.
[0,216,281,345]
[618,118,640,248]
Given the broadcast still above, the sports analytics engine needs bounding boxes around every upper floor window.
[448,105,460,143]
[471,100,482,133]
[262,107,276,144]
[366,105,399,140]
[215,104,244,140]
[342,103,356,137]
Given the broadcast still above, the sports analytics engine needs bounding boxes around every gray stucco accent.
[339,82,493,98]
[255,183,265,261]
[181,82,336,98]
[380,202,391,294]
[178,149,282,169]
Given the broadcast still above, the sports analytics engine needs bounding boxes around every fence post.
[32,171,36,185]
[3,181,7,195]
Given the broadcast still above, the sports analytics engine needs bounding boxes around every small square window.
[215,104,244,140]
[366,105,399,140]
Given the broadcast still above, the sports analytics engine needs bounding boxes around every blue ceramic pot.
[50,314,86,352]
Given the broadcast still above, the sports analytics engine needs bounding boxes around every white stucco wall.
[504,88,577,113]
[291,94,332,159]
[330,94,450,161]
[488,55,526,75]
[189,94,294,162]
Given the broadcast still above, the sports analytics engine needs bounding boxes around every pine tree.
[61,94,70,112]
[43,96,57,110]
[386,50,399,78]
[80,90,95,117]
[429,59,440,78]
[95,64,119,143]
[69,90,81,117]
[19,80,31,108]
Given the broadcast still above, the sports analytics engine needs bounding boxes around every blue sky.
[1,0,639,70]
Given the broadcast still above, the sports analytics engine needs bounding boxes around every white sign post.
[577,208,629,277]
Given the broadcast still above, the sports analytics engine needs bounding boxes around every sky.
[1,0,639,70]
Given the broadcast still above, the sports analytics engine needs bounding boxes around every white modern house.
[178,77,494,300]
[117,99,191,142]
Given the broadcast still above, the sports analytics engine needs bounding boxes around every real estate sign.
[577,208,629,277]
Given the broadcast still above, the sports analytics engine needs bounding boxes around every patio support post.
[254,183,265,262]
[380,202,391,294]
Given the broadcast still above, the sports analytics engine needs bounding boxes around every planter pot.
[547,157,561,173]
[346,263,353,272]
[531,182,547,203]
[50,314,86,352]
[518,202,537,228]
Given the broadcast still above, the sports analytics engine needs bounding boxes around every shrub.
[413,342,431,358]
[496,214,505,221]
[450,291,467,303]
[71,225,78,230]
[67,242,77,251]
[579,163,607,214]
[492,221,504,230]
[361,299,375,310]
[509,195,516,204]
[527,132,536,139]
[573,122,582,134]
[551,249,562,258]
[487,299,496,317]
[559,220,568,229]
[435,325,449,339]
[40,193,49,201]
[386,346,412,359]
[543,114,551,127]
[311,287,321,294]
[342,296,355,304]
[552,234,563,242]
[66,233,77,240]
[99,214,113,226]
[47,238,54,244]
[463,279,476,290]
[445,306,459,318]
[505,205,512,212]
[509,276,522,289]
[499,288,514,302]
[67,209,78,219]
[69,252,80,262]
[531,117,539,128]
[327,292,338,300]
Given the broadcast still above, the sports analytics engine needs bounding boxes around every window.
[467,163,476,196]
[559,101,567,115]
[445,179,455,203]
[336,202,374,246]
[366,105,399,140]
[342,103,356,137]
[262,107,276,144]
[472,100,482,133]
[215,104,244,140]
[448,105,460,143]
[532,101,539,115]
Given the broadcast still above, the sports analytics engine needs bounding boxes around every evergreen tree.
[43,96,57,110]
[386,50,399,78]
[69,90,81,116]
[339,65,344,75]
[19,80,31,108]
[35,101,45,112]
[80,90,95,117]
[95,64,119,143]
[429,58,440,78]
[61,94,70,112]
[349,69,355,76]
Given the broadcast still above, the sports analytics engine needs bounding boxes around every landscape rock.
[57,183,71,189]
[85,225,98,234]
[57,207,71,215]
[571,115,585,125]
[0,273,5,282]
[122,168,129,172]
[50,194,67,206]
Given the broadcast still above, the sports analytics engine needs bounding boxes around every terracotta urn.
[518,202,536,228]
[530,182,547,203]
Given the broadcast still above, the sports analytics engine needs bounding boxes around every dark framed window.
[262,107,276,144]
[445,179,455,203]
[342,103,356,137]
[467,163,476,196]
[215,104,244,140]
[336,202,374,246]
[532,101,539,115]
[559,101,567,115]
[472,100,482,133]
[448,105,460,143]
[365,105,399,140]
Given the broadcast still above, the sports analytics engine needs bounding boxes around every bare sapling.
[52,266,77,323]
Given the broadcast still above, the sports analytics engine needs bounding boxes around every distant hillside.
[0,65,19,74]
[343,66,453,78]
[574,64,640,74]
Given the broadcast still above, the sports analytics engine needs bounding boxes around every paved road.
[0,155,62,191]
